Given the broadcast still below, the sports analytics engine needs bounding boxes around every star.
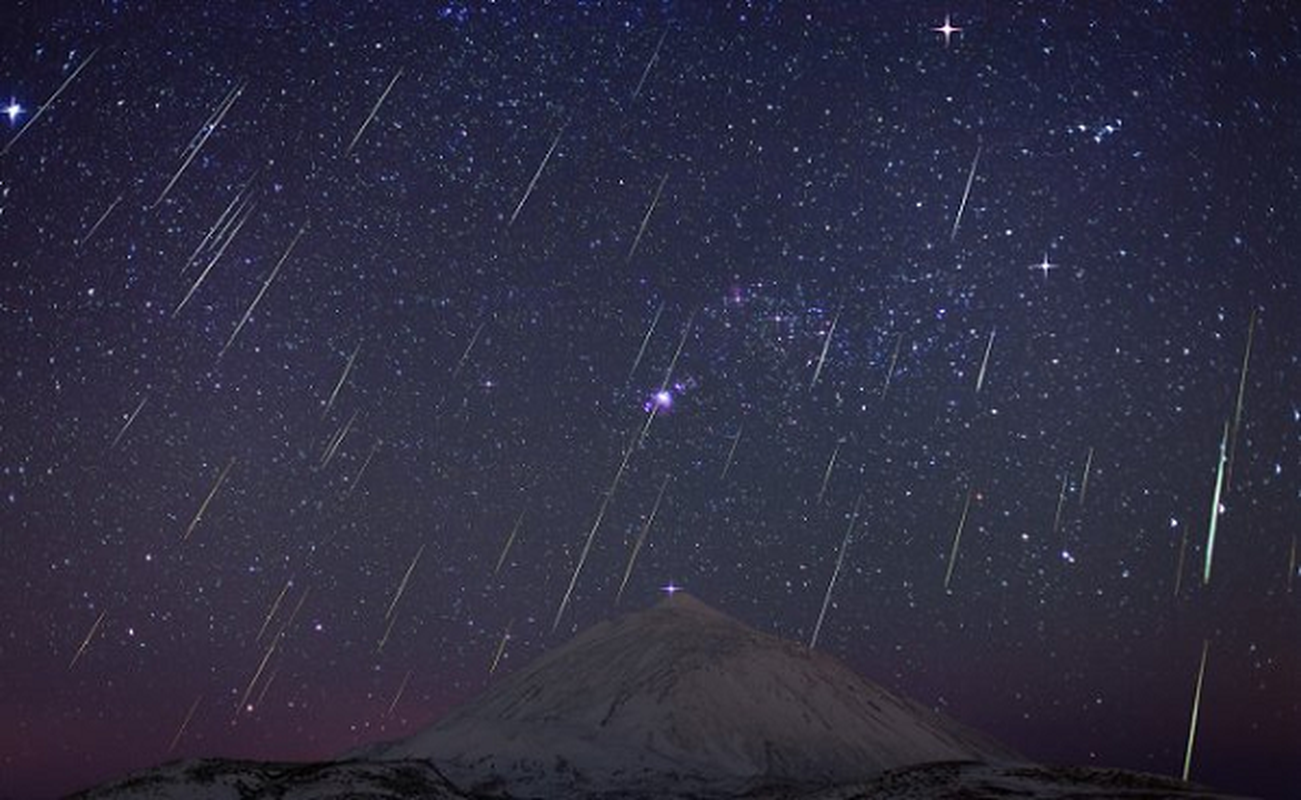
[3,99,23,125]
[660,581,683,596]
[932,14,963,47]
[1030,253,1058,279]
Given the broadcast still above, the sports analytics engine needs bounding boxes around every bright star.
[3,99,23,125]
[661,581,682,596]
[1030,253,1058,279]
[932,14,963,47]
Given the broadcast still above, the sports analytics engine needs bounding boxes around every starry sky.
[1,2,1298,798]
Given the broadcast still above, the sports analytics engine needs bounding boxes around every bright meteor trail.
[1203,420,1229,585]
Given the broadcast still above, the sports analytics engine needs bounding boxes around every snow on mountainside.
[369,593,1020,797]
[73,594,1256,800]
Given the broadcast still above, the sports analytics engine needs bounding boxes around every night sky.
[1,2,1298,798]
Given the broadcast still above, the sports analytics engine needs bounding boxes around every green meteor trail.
[1203,421,1229,586]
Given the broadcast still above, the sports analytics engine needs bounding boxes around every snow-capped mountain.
[368,593,1019,797]
[73,594,1253,799]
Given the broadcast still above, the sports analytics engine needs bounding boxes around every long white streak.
[451,322,486,380]
[1079,446,1095,506]
[1203,420,1229,585]
[183,457,236,541]
[256,580,292,644]
[494,511,525,575]
[343,440,380,501]
[1052,471,1070,536]
[345,68,403,156]
[881,333,903,399]
[253,666,280,708]
[386,670,413,716]
[631,28,668,102]
[1225,309,1256,493]
[1182,640,1210,782]
[810,305,842,389]
[628,302,664,380]
[810,494,862,650]
[509,120,567,227]
[78,195,122,247]
[322,343,361,418]
[488,620,513,675]
[3,49,99,156]
[616,475,671,602]
[944,489,974,590]
[220,223,307,358]
[168,695,202,753]
[815,440,842,505]
[111,395,148,449]
[235,636,279,715]
[320,409,360,470]
[154,82,245,207]
[68,609,106,670]
[184,189,246,273]
[627,173,668,262]
[720,426,743,480]
[975,328,995,393]
[386,544,425,620]
[173,201,254,317]
[949,144,981,242]
[555,418,645,630]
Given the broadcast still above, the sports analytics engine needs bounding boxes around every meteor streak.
[949,145,981,242]
[628,302,664,380]
[719,426,742,480]
[488,620,513,675]
[815,439,842,505]
[110,395,148,449]
[256,579,292,643]
[235,636,279,716]
[616,475,671,603]
[1203,420,1229,585]
[509,120,567,227]
[1079,446,1095,506]
[173,199,255,317]
[182,457,236,542]
[386,670,413,717]
[78,195,121,247]
[219,222,307,358]
[631,28,668,102]
[1051,472,1069,537]
[809,494,862,650]
[154,81,245,207]
[1290,534,1297,594]
[1181,640,1210,782]
[451,322,485,380]
[343,440,380,501]
[3,49,99,156]
[881,334,902,399]
[627,172,668,262]
[495,511,525,575]
[322,343,361,418]
[809,303,842,389]
[168,695,202,753]
[345,68,403,156]
[319,409,360,470]
[974,328,995,393]
[386,544,425,620]
[68,609,106,670]
[1224,309,1256,492]
[944,488,974,590]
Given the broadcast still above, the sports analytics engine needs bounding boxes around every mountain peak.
[376,595,1018,798]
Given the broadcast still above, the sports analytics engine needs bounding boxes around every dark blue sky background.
[1,2,1297,798]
